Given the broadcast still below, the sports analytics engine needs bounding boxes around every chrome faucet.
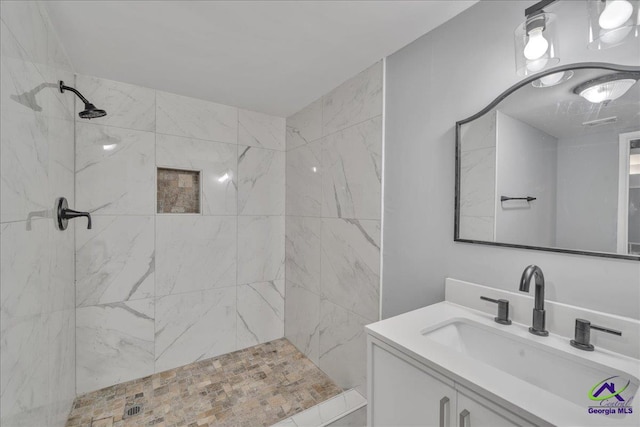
[519,265,549,336]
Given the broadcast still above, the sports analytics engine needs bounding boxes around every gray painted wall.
[382,0,640,320]
[495,111,557,247]
[555,130,620,253]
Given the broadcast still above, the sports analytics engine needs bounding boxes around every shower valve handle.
[55,197,92,230]
[61,208,92,229]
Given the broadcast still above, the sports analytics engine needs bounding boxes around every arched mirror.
[455,63,640,260]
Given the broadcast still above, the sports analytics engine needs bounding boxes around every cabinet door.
[371,343,455,427]
[456,391,530,427]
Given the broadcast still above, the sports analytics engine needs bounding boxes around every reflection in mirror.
[619,136,640,255]
[456,64,640,259]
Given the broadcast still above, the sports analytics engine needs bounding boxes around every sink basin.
[423,319,639,411]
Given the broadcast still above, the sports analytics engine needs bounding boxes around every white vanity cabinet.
[368,337,535,427]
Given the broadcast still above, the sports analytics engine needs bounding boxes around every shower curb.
[270,389,367,427]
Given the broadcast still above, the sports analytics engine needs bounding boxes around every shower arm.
[59,81,91,105]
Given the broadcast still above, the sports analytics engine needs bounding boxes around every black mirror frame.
[454,62,640,261]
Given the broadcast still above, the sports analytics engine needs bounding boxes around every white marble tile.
[322,62,382,136]
[48,216,75,313]
[271,416,298,427]
[321,117,382,219]
[0,312,49,427]
[289,404,324,426]
[156,90,237,143]
[459,215,495,241]
[75,74,156,131]
[0,109,50,223]
[237,280,284,348]
[0,4,76,425]
[75,122,155,215]
[326,407,367,427]
[46,309,75,427]
[42,14,74,81]
[156,133,237,215]
[0,21,46,115]
[321,218,380,322]
[76,215,155,307]
[155,288,236,373]
[0,20,72,122]
[34,62,75,123]
[0,1,49,69]
[156,215,236,296]
[238,109,285,151]
[0,33,49,223]
[459,147,496,217]
[0,220,49,319]
[47,114,75,206]
[286,97,322,151]
[288,389,367,427]
[237,216,284,284]
[321,390,367,420]
[284,281,320,365]
[286,141,322,217]
[76,299,155,394]
[460,110,497,152]
[285,216,321,294]
[238,145,285,216]
[319,300,369,396]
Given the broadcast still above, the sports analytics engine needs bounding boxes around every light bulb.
[599,0,633,30]
[524,27,549,60]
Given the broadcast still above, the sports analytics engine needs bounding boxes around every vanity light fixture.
[588,0,639,49]
[573,73,639,103]
[514,0,561,76]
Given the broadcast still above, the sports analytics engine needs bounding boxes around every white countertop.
[366,300,640,427]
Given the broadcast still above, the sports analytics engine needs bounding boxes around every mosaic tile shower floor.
[66,339,343,427]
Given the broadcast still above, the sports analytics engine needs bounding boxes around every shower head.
[79,103,107,119]
[59,80,107,119]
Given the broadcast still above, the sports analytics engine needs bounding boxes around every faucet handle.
[480,296,512,325]
[570,318,622,351]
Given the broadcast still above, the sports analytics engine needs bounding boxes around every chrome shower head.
[59,80,107,119]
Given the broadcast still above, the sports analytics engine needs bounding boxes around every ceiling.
[45,1,477,117]
[498,68,640,139]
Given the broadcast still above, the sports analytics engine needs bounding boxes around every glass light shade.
[588,0,640,49]
[578,78,637,103]
[532,70,575,88]
[514,13,560,76]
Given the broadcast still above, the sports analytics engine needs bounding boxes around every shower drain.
[124,404,143,418]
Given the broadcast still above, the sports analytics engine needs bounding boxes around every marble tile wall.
[0,1,76,426]
[285,61,383,396]
[74,74,286,394]
[458,110,497,241]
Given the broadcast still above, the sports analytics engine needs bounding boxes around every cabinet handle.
[439,396,450,427]
[459,409,470,427]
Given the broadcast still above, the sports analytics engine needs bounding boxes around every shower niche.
[157,167,201,214]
